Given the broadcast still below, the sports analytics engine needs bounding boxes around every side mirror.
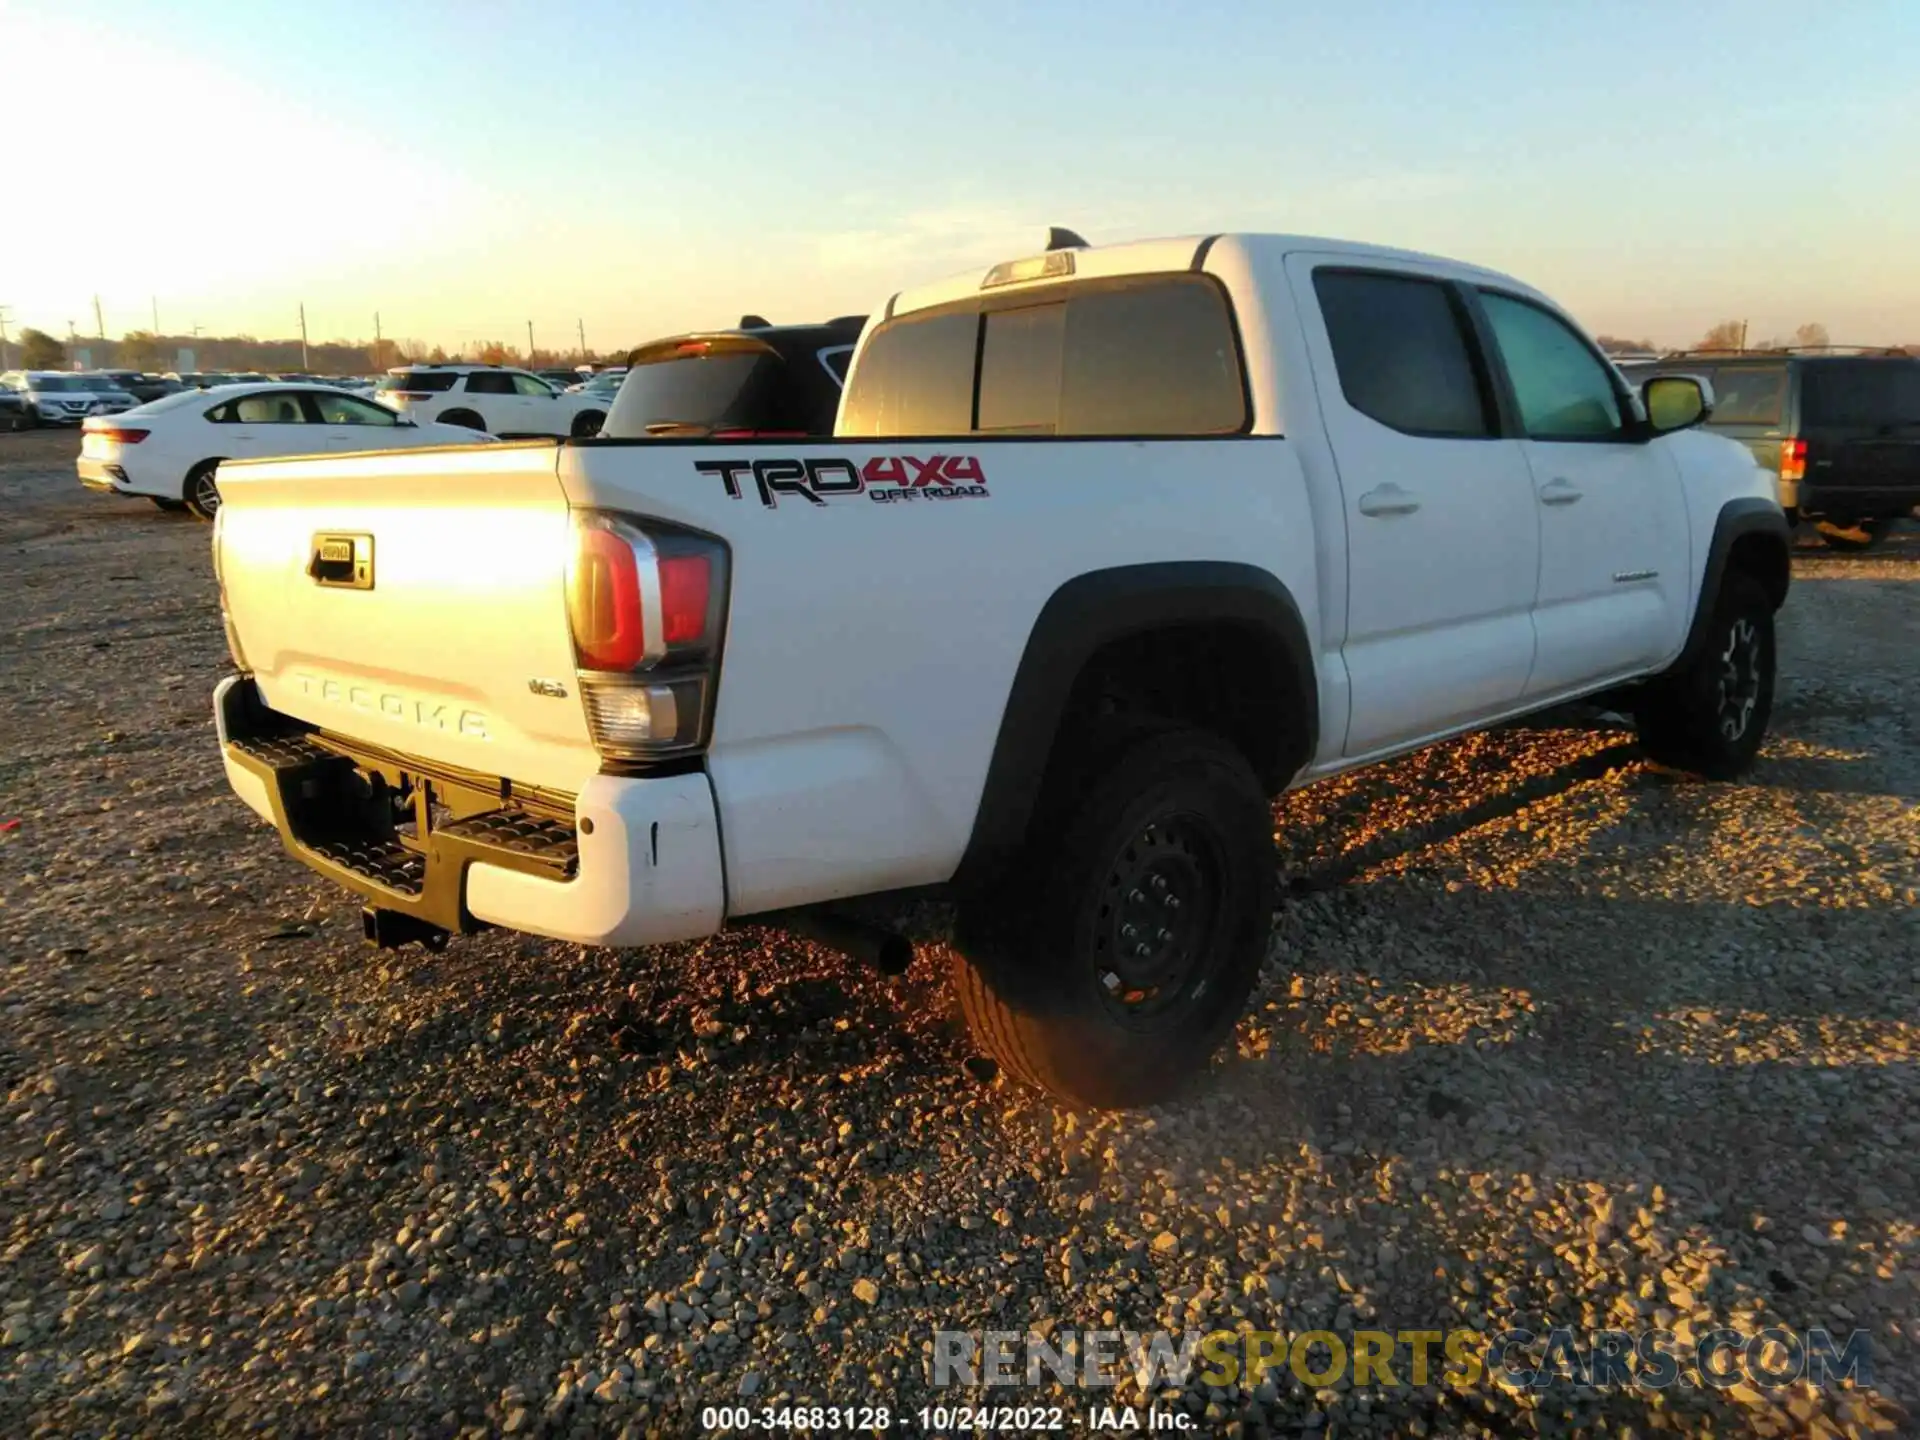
[396,415,418,427]
[1644,374,1714,434]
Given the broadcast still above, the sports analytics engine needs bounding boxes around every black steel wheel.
[952,726,1276,1108]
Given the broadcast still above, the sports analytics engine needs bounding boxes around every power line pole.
[374,311,383,371]
[526,320,535,364]
[299,303,310,371]
[0,305,12,369]
[152,296,159,334]
[94,295,105,339]
[577,317,586,360]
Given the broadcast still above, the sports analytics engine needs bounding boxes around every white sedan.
[77,384,495,519]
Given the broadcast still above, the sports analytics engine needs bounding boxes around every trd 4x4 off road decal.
[696,455,988,508]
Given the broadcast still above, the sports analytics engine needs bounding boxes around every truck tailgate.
[215,442,599,794]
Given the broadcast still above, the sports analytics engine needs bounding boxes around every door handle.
[1538,478,1583,506]
[1357,484,1421,517]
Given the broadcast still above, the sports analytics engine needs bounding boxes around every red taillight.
[84,426,149,443]
[658,554,711,645]
[567,524,647,670]
[1781,438,1807,483]
[674,341,711,357]
[709,429,808,440]
[565,512,729,762]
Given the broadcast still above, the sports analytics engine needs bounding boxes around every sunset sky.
[6,0,1918,355]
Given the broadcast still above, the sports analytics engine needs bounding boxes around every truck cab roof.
[886,232,1522,321]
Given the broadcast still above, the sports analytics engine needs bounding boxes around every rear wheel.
[1633,573,1774,780]
[184,461,223,521]
[440,409,486,431]
[571,410,606,438]
[951,727,1275,1108]
[1814,518,1886,552]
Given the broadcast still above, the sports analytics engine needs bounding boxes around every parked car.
[77,383,494,520]
[600,314,865,438]
[538,367,589,389]
[563,371,625,403]
[207,230,1788,1107]
[170,372,241,389]
[90,370,182,405]
[1626,350,1920,549]
[0,371,124,424]
[77,377,140,415]
[373,363,609,437]
[0,387,32,431]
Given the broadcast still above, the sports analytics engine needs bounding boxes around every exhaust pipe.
[777,909,913,977]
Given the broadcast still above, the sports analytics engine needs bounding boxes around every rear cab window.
[840,274,1248,437]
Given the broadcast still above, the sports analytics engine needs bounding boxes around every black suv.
[1623,350,1920,549]
[601,315,865,440]
[94,370,183,405]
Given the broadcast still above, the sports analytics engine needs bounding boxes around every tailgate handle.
[309,533,374,590]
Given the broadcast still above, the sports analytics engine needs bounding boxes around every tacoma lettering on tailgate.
[291,673,491,740]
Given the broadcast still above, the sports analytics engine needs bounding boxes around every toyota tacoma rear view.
[209,231,1789,1107]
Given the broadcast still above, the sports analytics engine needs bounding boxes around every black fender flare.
[1670,498,1791,674]
[951,561,1318,891]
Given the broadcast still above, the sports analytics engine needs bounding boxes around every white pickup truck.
[211,231,1789,1108]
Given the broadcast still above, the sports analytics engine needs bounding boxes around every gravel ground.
[2,425,1916,1438]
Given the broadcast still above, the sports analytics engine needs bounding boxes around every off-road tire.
[951,727,1276,1109]
[571,410,606,438]
[184,461,223,521]
[1634,572,1774,780]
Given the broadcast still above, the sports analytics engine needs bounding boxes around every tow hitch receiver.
[362,906,451,952]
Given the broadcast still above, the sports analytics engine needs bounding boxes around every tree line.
[1597,320,1912,359]
[13,321,1914,377]
[5,328,632,376]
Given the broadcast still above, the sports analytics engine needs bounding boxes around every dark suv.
[1623,350,1920,549]
[601,315,865,439]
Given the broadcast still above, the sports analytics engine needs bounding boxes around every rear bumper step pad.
[223,708,577,935]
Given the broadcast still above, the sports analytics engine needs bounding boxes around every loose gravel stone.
[0,430,1914,1436]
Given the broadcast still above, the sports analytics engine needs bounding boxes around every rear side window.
[843,275,1246,437]
[377,371,458,394]
[1314,270,1491,438]
[1801,362,1920,427]
[1699,366,1785,425]
[464,372,515,395]
[838,310,978,436]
